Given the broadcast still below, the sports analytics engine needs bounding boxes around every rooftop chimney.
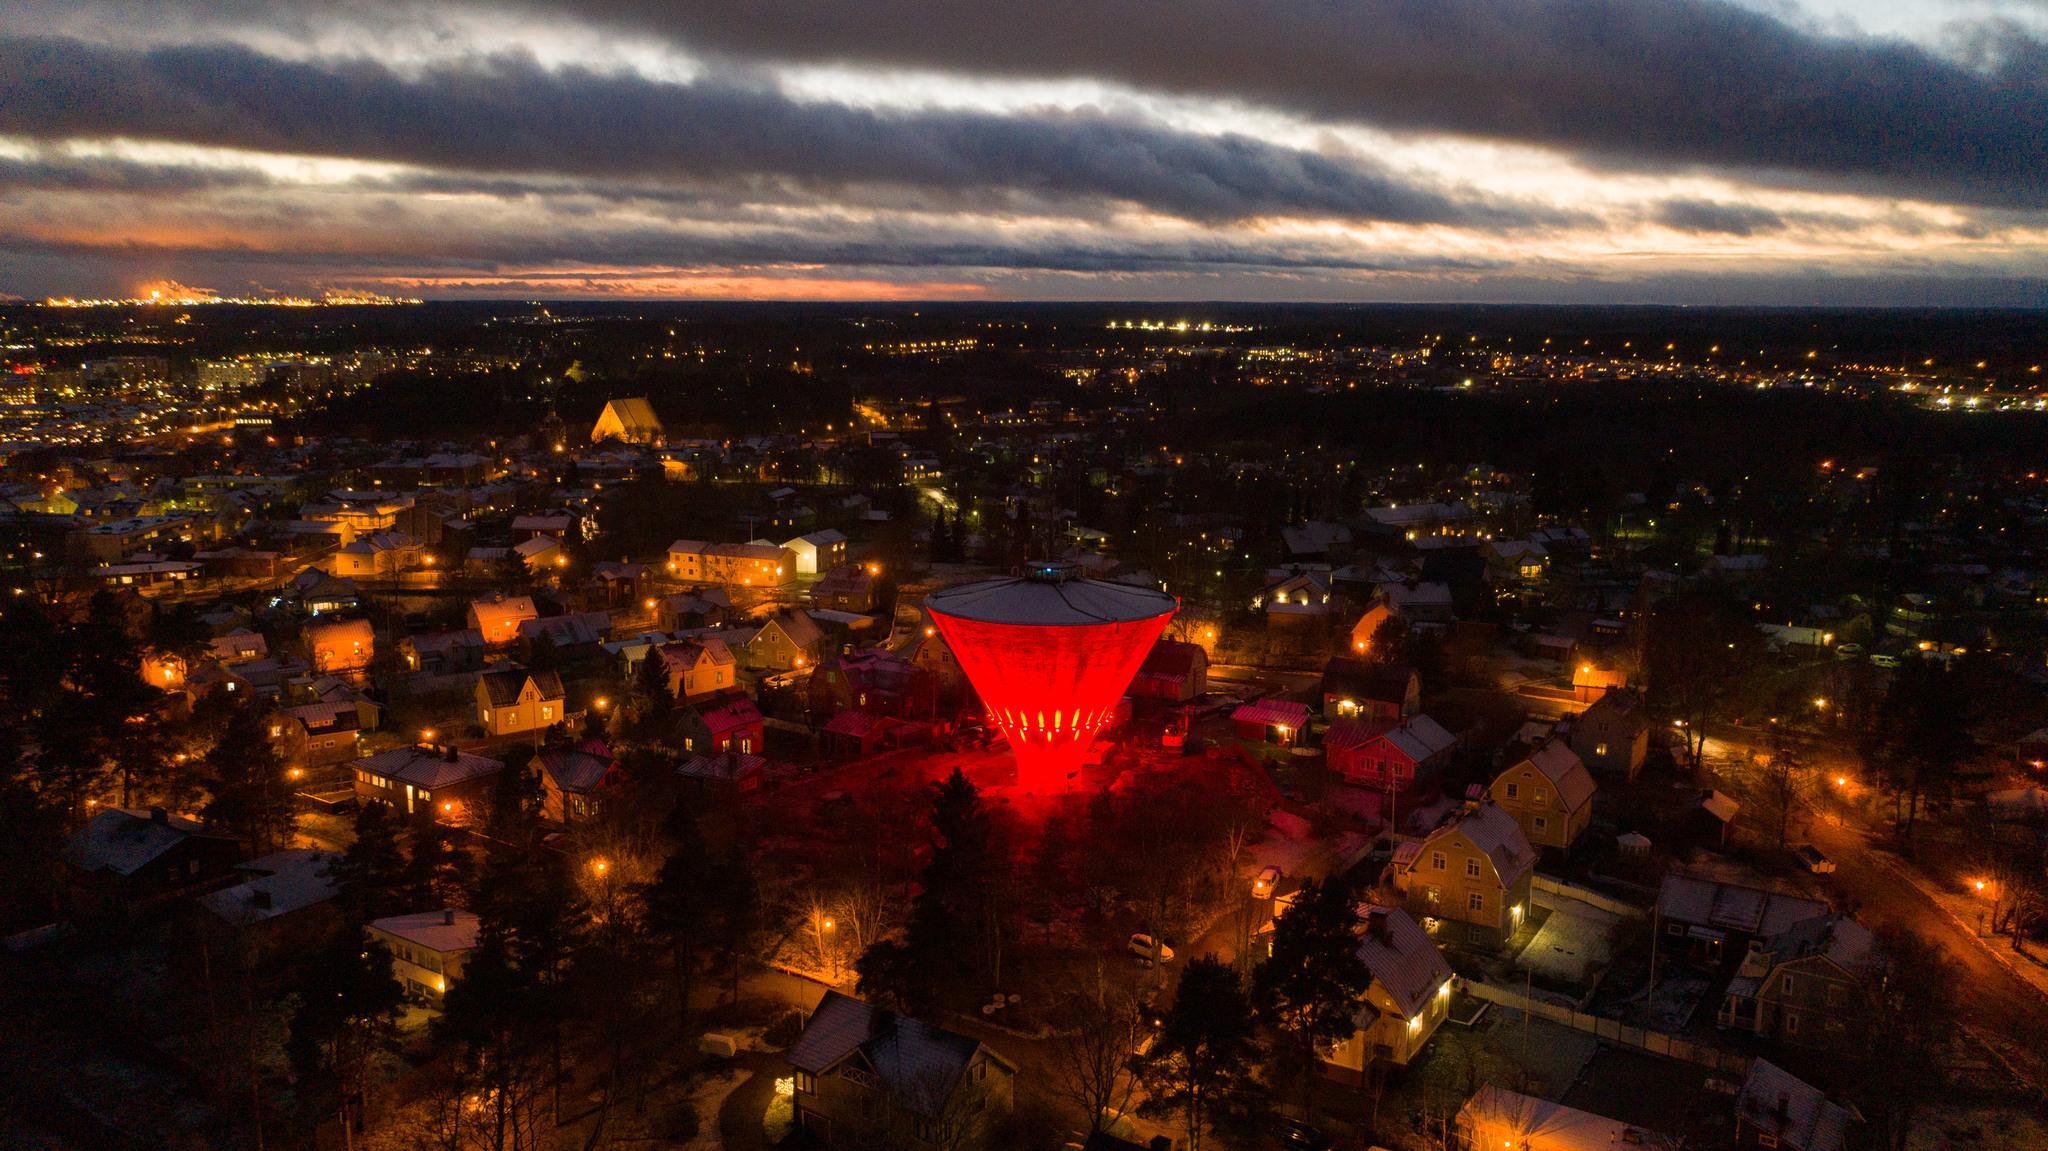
[443,908,456,926]
[1776,1093,1791,1117]
[1367,907,1393,943]
[149,806,168,824]
[444,744,459,762]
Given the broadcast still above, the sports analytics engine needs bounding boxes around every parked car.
[1275,1117,1334,1151]
[1870,653,1901,669]
[1794,844,1836,873]
[1253,865,1283,898]
[1835,643,1864,659]
[1128,932,1175,963]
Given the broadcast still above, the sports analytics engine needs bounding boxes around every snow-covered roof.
[371,908,482,954]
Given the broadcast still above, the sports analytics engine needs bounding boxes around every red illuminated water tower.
[926,562,1177,791]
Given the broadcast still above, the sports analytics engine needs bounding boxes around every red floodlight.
[927,563,1176,791]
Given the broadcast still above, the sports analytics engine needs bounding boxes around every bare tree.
[1046,964,1146,1138]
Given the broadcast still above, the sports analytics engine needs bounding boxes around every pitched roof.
[1382,714,1458,763]
[691,697,763,734]
[1656,874,1830,935]
[1737,1060,1855,1151]
[1355,906,1452,1018]
[1320,657,1417,703]
[1520,741,1596,811]
[1426,803,1537,888]
[1458,1083,1682,1151]
[759,611,824,650]
[1139,639,1205,679]
[786,991,993,1118]
[1323,716,1396,750]
[538,741,616,794]
[1232,699,1312,729]
[64,807,232,876]
[354,745,505,790]
[479,667,566,706]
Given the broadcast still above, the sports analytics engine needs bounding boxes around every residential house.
[810,648,935,721]
[1128,639,1208,703]
[475,668,568,738]
[1717,914,1877,1050]
[1455,1084,1681,1151]
[518,611,611,667]
[1566,688,1650,781]
[656,588,734,631]
[783,529,849,575]
[304,617,374,676]
[510,512,576,542]
[665,539,794,587]
[680,751,767,798]
[678,697,765,757]
[1321,906,1454,1076]
[331,530,425,579]
[1734,1059,1855,1151]
[1231,698,1311,747]
[468,593,538,646]
[654,637,739,701]
[743,611,825,672]
[269,701,369,767]
[192,848,343,975]
[1319,658,1421,722]
[207,628,269,663]
[810,564,878,612]
[285,568,361,616]
[1488,741,1596,854]
[352,744,506,825]
[63,807,245,917]
[822,709,907,757]
[590,397,664,445]
[368,908,481,1000]
[514,534,566,573]
[1481,538,1551,587]
[400,628,486,675]
[1332,712,1458,800]
[1261,569,1335,633]
[537,740,620,825]
[1391,802,1538,949]
[787,990,1017,1151]
[1655,874,1831,966]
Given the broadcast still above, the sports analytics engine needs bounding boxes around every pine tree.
[399,818,474,910]
[641,805,712,1032]
[1136,956,1265,1151]
[1253,879,1372,1121]
[203,702,295,855]
[333,801,406,923]
[288,929,404,1140]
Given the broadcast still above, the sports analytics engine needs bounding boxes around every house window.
[1533,789,1548,805]
[1505,782,1519,799]
[1785,1012,1802,1035]
[1757,1135,1779,1149]
[1781,974,1797,995]
[1467,892,1485,913]
[1826,983,1846,1007]
[1431,851,1446,871]
[795,1072,814,1094]
[1425,885,1441,905]
[1533,816,1548,831]
[1465,857,1481,878]
[1594,742,1610,757]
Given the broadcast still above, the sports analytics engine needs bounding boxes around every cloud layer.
[0,0,2043,301]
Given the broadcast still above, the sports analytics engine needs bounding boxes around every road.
[1705,726,2048,1093]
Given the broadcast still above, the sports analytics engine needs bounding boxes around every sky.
[1,0,2045,304]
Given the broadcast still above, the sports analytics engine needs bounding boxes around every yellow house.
[664,540,794,587]
[654,637,737,700]
[1394,802,1537,950]
[1488,741,1597,853]
[1322,906,1455,1078]
[475,668,567,738]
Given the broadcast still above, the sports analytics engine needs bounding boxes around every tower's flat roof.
[926,575,1176,627]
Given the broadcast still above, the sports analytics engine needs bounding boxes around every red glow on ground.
[928,610,1173,792]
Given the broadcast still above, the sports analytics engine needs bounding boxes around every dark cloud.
[0,152,273,194]
[545,0,2048,207]
[0,35,1565,229]
[1653,198,1787,235]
